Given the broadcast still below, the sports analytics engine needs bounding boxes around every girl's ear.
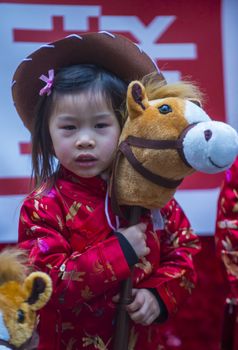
[127,81,149,119]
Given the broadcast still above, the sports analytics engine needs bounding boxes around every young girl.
[13,32,201,350]
[215,157,238,350]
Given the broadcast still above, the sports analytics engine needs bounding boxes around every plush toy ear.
[127,81,150,119]
[23,272,52,311]
[188,98,202,108]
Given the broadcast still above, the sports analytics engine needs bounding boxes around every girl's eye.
[158,104,172,114]
[62,125,76,130]
[95,123,108,129]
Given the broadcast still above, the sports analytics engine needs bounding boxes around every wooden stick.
[113,206,142,350]
[221,298,238,350]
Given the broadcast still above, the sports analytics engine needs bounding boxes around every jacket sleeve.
[215,158,238,298]
[18,197,131,310]
[139,198,201,316]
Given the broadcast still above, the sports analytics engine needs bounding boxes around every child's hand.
[118,223,150,258]
[126,288,160,326]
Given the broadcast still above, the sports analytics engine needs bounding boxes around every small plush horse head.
[111,79,238,210]
[0,248,52,350]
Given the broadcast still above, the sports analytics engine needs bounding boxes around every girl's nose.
[75,135,95,148]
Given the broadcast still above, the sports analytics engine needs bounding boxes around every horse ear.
[188,98,202,108]
[127,81,149,119]
[23,272,52,311]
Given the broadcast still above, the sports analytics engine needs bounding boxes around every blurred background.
[0,0,237,349]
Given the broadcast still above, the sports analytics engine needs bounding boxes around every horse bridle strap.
[0,336,37,350]
[0,339,17,349]
[123,123,196,170]
[118,121,198,189]
[119,141,183,189]
[110,123,197,217]
[0,339,16,350]
[125,135,183,150]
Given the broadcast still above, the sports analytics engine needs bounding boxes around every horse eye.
[158,104,172,114]
[17,309,25,323]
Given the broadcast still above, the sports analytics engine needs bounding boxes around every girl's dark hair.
[31,64,128,188]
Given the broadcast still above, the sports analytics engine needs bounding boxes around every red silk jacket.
[215,158,238,350]
[19,167,201,350]
[215,157,238,298]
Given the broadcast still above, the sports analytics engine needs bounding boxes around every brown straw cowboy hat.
[12,31,165,131]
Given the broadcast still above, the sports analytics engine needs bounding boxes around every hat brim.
[12,32,165,131]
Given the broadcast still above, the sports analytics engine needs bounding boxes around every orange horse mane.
[0,248,28,285]
[141,72,205,102]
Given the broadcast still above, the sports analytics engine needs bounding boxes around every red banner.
[0,0,237,237]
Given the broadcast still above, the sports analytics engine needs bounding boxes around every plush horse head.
[111,79,238,211]
[0,248,52,350]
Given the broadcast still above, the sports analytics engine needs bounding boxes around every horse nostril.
[204,129,212,141]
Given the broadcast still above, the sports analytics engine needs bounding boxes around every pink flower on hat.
[39,69,54,96]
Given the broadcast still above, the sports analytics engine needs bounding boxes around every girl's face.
[49,90,121,178]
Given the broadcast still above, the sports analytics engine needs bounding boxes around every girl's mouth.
[76,154,97,167]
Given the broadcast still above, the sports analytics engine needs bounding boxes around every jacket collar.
[58,166,108,198]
